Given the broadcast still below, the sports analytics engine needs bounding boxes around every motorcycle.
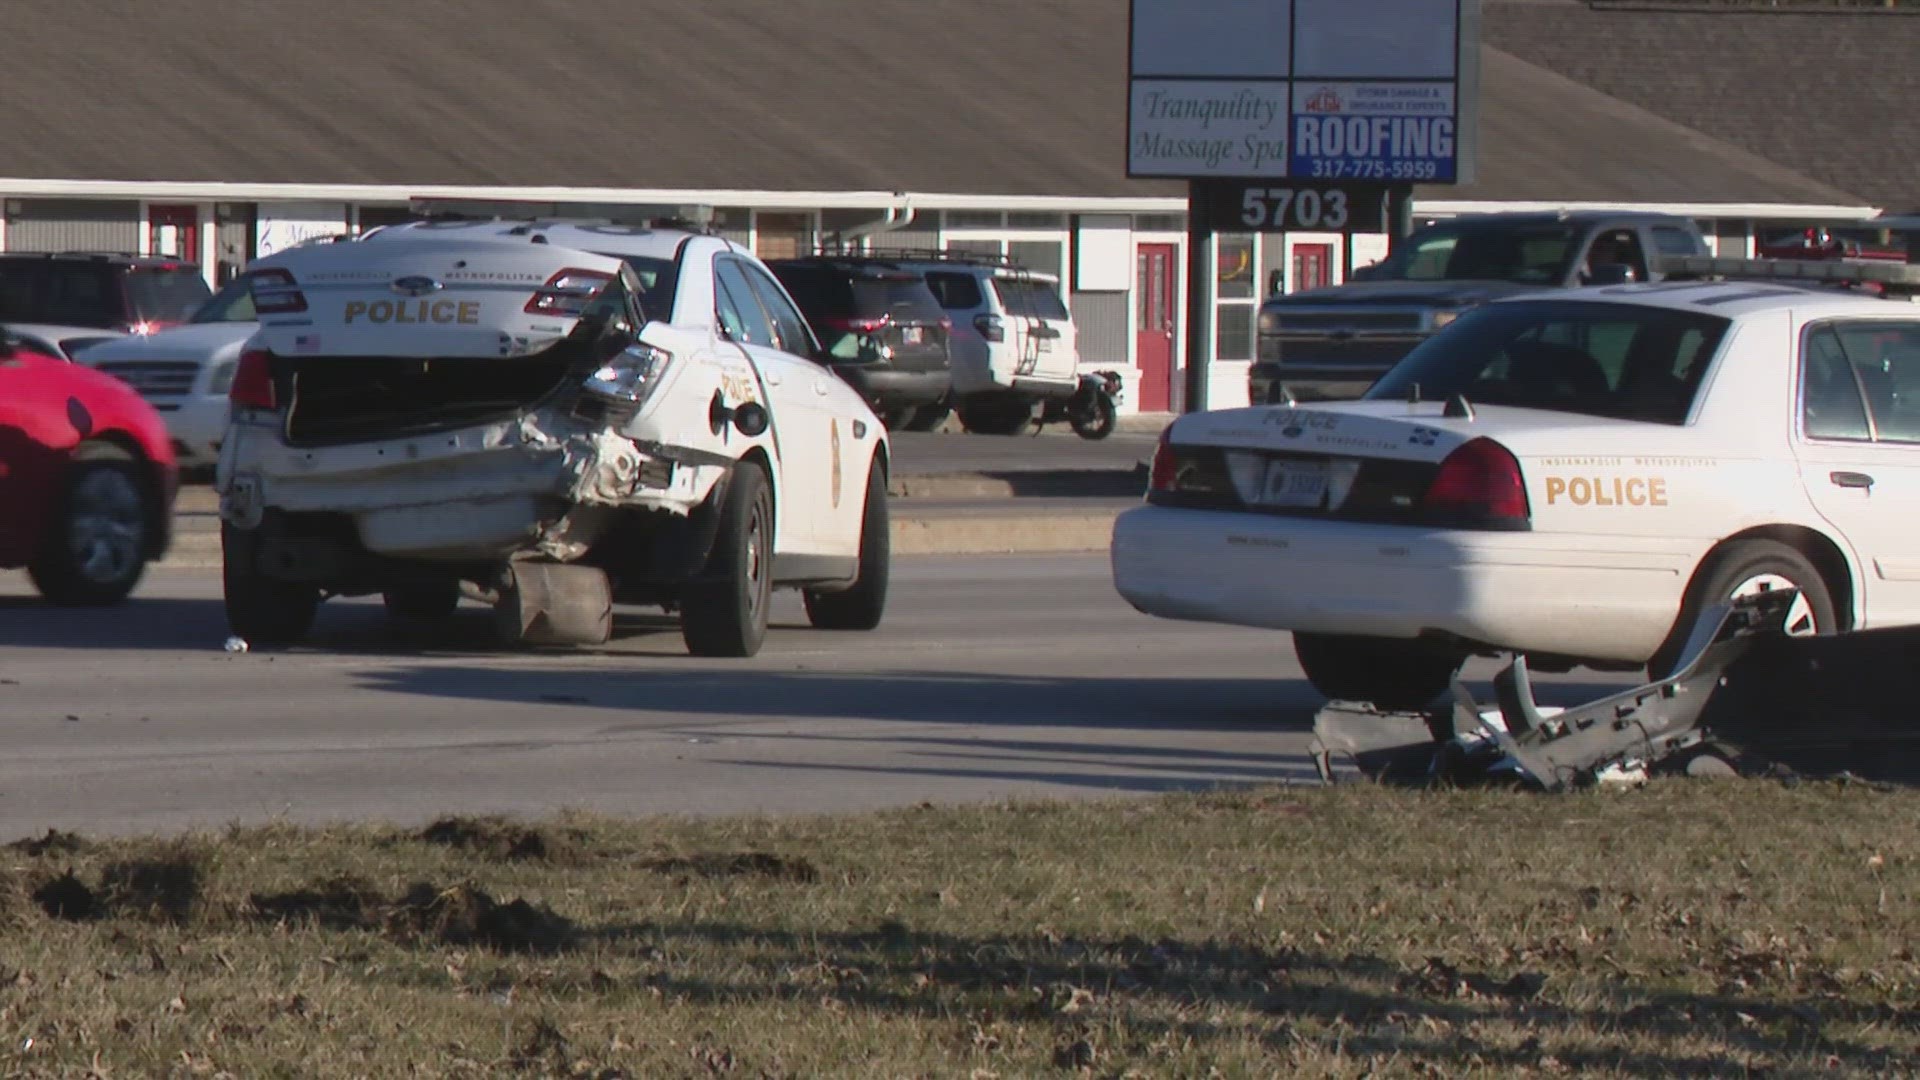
[1036,369,1124,441]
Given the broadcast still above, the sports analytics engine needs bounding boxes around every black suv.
[0,252,214,333]
[766,256,954,431]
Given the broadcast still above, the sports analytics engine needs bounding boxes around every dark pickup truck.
[1248,210,1713,404]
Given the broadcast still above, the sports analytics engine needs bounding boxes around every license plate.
[903,326,924,345]
[1259,459,1328,508]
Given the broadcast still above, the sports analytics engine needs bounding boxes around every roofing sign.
[1127,0,1479,184]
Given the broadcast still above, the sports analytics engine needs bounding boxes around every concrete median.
[158,473,1140,568]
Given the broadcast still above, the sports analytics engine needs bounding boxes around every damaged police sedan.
[215,223,890,657]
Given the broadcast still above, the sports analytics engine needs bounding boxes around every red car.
[0,326,178,603]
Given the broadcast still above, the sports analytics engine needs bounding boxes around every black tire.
[680,464,774,658]
[383,581,463,623]
[29,447,154,605]
[957,402,1034,436]
[803,459,889,631]
[880,408,913,431]
[903,404,951,433]
[1070,392,1117,441]
[1292,632,1465,710]
[1647,538,1835,681]
[222,523,320,648]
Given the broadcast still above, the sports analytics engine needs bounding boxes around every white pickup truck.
[216,221,891,657]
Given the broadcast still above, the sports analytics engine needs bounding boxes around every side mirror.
[732,401,769,438]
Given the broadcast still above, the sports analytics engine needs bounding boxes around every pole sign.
[1127,0,1479,189]
[1190,179,1398,234]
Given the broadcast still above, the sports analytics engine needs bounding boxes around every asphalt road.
[0,555,1636,841]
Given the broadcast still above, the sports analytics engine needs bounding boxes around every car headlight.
[1430,310,1461,330]
[584,342,674,405]
[1258,310,1281,334]
[206,359,239,396]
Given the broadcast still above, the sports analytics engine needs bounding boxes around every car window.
[0,264,36,321]
[924,270,984,310]
[738,262,818,358]
[43,265,116,327]
[593,254,678,323]
[125,268,213,324]
[191,274,259,323]
[1581,228,1648,281]
[852,277,946,323]
[1378,224,1578,284]
[992,277,1070,320]
[1803,321,1920,444]
[765,265,847,318]
[1652,226,1703,257]
[713,259,777,348]
[1367,301,1731,424]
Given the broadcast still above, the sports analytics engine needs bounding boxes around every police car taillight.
[1148,429,1178,493]
[229,348,276,409]
[526,268,614,317]
[1423,437,1529,526]
[249,269,308,315]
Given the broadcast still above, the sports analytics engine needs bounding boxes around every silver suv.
[881,251,1080,435]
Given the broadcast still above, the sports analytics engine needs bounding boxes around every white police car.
[216,218,890,657]
[1114,261,1920,707]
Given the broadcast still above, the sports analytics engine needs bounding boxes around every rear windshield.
[1372,224,1579,284]
[125,268,213,324]
[595,254,678,323]
[923,270,984,311]
[851,278,945,323]
[992,277,1069,320]
[1366,301,1731,424]
[192,274,259,323]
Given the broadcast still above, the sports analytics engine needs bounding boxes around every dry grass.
[0,780,1916,1077]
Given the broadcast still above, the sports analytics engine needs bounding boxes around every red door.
[1135,243,1176,412]
[1292,243,1333,293]
[147,205,199,263]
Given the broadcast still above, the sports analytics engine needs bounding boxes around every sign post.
[1127,0,1479,413]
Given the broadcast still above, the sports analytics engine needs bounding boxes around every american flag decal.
[294,334,321,354]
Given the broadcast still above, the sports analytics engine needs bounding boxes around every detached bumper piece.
[1312,591,1803,790]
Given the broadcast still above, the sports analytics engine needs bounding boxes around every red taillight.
[1148,429,1177,492]
[1423,437,1529,524]
[230,348,276,409]
[974,313,1005,343]
[826,315,889,334]
[250,268,308,315]
[526,268,614,316]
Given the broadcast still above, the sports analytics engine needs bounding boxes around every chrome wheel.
[1730,572,1818,636]
[66,466,146,585]
[745,498,767,622]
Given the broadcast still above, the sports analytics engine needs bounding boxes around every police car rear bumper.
[216,408,708,561]
[1110,505,1696,665]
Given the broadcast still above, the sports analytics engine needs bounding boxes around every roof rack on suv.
[1655,254,1920,298]
[810,246,1051,280]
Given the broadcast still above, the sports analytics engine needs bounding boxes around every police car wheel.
[1292,632,1464,711]
[221,524,320,648]
[1647,539,1835,681]
[804,460,889,631]
[681,464,773,658]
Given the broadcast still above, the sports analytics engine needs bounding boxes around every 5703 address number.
[1194,181,1396,234]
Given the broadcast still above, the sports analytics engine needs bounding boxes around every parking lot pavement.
[0,556,1644,840]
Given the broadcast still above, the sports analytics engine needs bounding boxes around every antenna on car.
[1444,393,1475,420]
[1279,386,1297,406]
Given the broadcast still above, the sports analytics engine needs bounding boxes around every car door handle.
[813,379,830,396]
[1831,470,1875,490]
[762,367,783,386]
